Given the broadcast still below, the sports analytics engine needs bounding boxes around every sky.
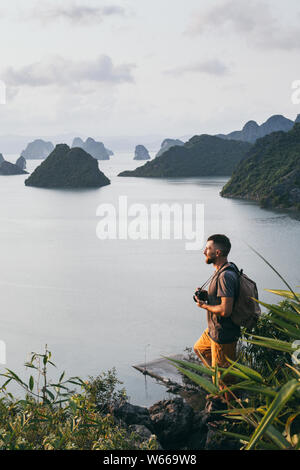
[1,0,300,142]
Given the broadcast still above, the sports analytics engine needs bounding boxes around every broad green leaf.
[266,289,300,301]
[257,300,300,325]
[29,376,34,391]
[174,365,219,395]
[214,363,219,388]
[5,369,26,386]
[44,388,55,400]
[268,316,300,339]
[226,359,264,383]
[265,424,292,450]
[217,430,277,450]
[245,334,294,353]
[224,381,277,398]
[246,379,300,450]
[165,356,214,377]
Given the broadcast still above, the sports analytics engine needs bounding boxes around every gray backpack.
[217,263,261,329]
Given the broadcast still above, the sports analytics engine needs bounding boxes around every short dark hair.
[207,234,231,256]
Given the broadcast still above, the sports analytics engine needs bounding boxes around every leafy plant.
[0,347,158,450]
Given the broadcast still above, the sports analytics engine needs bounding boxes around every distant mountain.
[221,123,300,211]
[21,139,54,159]
[0,161,28,175]
[71,137,112,160]
[118,135,252,178]
[155,138,184,157]
[0,153,4,164]
[217,114,295,143]
[25,144,110,189]
[134,145,150,160]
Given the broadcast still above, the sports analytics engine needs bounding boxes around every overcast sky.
[1,0,300,140]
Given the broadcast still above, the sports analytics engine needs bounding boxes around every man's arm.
[196,297,234,318]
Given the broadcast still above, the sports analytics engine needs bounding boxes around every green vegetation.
[221,123,300,211]
[0,348,158,450]
[118,135,252,178]
[168,258,300,450]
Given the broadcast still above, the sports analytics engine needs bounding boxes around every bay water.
[0,153,299,406]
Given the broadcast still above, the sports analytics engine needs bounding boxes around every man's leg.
[193,328,212,367]
[211,339,237,401]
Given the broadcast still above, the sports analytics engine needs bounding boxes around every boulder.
[148,398,194,448]
[112,402,154,432]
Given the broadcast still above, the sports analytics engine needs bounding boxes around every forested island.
[221,123,300,212]
[118,135,252,178]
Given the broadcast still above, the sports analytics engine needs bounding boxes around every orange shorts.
[194,328,237,371]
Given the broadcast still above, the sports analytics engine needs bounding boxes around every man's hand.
[195,300,208,310]
[194,287,208,310]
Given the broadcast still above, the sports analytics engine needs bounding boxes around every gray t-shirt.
[207,263,241,344]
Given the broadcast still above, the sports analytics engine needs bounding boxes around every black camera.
[193,289,208,303]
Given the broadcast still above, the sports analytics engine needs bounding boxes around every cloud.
[165,59,229,77]
[29,3,126,24]
[186,0,300,50]
[3,54,135,89]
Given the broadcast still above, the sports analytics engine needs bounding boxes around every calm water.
[1,153,300,406]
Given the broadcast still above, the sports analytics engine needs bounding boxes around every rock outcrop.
[134,145,151,160]
[25,144,110,188]
[21,139,54,159]
[16,156,26,170]
[156,138,184,158]
[71,137,112,160]
[112,396,239,450]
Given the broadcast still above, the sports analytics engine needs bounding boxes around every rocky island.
[221,123,300,211]
[21,139,54,159]
[0,160,28,175]
[118,135,252,178]
[72,137,112,160]
[134,145,151,160]
[25,144,110,188]
[16,156,26,170]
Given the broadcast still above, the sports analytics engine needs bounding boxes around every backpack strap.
[215,262,241,302]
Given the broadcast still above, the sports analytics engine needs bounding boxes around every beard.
[206,256,216,264]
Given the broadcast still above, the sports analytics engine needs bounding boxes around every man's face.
[203,240,220,264]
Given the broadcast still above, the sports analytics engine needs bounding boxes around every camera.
[193,289,208,303]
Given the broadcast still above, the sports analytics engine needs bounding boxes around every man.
[193,234,240,393]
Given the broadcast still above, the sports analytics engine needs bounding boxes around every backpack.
[216,263,261,330]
